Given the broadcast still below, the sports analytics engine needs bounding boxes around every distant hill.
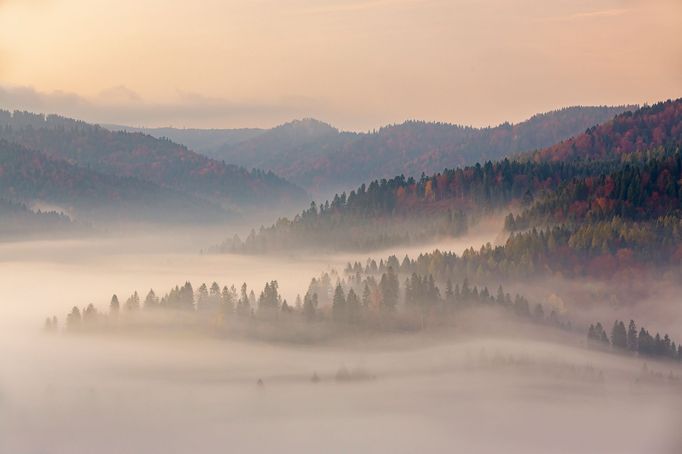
[104,125,263,156]
[0,197,78,238]
[509,147,682,230]
[0,110,308,211]
[219,102,682,253]
[133,106,633,195]
[531,99,682,162]
[296,106,635,193]
[0,140,227,224]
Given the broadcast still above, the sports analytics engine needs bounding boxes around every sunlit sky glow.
[0,0,680,130]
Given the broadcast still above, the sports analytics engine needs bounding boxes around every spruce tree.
[144,289,159,310]
[611,320,627,349]
[110,294,120,316]
[346,288,361,324]
[626,320,638,351]
[379,267,399,312]
[332,284,347,322]
[303,291,318,321]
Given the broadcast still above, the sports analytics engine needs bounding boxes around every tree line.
[221,157,622,253]
[45,268,566,337]
[507,146,682,230]
[339,216,682,286]
[220,100,682,254]
[587,320,682,362]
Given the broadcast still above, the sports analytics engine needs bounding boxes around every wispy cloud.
[296,0,432,15]
[537,8,632,23]
[567,8,631,19]
[0,85,325,128]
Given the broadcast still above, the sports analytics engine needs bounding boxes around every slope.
[0,110,307,210]
[210,106,633,194]
[0,140,226,224]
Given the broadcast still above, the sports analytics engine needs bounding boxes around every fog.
[2,228,682,453]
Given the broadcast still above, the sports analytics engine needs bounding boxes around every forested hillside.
[0,198,77,238]
[508,147,682,229]
[396,217,682,282]
[221,101,682,254]
[0,140,225,223]
[105,125,263,157]
[0,110,307,209]
[532,99,682,162]
[220,158,622,253]
[208,106,632,193]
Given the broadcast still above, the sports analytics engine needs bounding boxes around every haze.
[1,1,682,452]
[2,229,682,454]
[0,0,680,129]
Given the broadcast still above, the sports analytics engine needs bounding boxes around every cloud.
[98,85,142,103]
[536,8,632,23]
[567,8,631,19]
[296,0,432,15]
[0,85,326,128]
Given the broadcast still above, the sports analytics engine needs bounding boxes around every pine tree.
[303,291,318,321]
[66,306,81,330]
[611,320,627,349]
[332,284,347,322]
[597,323,609,344]
[196,283,210,311]
[110,294,120,316]
[206,282,221,313]
[221,285,236,315]
[180,282,194,311]
[626,320,638,351]
[379,267,399,312]
[144,289,159,310]
[125,291,140,311]
[237,283,250,316]
[83,303,97,324]
[258,280,281,317]
[362,282,371,309]
[346,288,361,324]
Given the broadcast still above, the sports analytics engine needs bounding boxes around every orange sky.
[0,0,680,130]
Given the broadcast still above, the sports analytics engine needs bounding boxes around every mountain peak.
[274,118,338,136]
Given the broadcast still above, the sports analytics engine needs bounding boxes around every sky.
[0,0,680,130]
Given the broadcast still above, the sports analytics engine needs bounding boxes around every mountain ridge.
[219,100,681,254]
[0,139,228,224]
[0,110,308,211]
[108,105,635,195]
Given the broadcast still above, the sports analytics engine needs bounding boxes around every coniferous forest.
[2,7,681,449]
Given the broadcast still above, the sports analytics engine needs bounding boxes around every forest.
[531,99,682,162]
[0,140,227,223]
[222,101,682,254]
[46,268,682,367]
[0,197,77,237]
[0,110,307,210]
[207,105,633,193]
[337,216,682,285]
[4,3,682,452]
[507,146,682,228]
[44,273,554,353]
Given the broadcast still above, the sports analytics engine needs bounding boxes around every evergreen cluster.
[587,320,682,362]
[47,268,559,338]
[508,147,682,229]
